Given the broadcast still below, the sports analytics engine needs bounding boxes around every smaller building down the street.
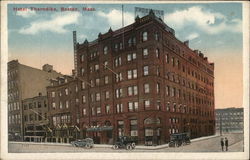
[215,107,243,134]
[22,93,48,142]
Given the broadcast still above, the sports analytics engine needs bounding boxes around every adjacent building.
[22,93,48,142]
[75,11,215,145]
[215,107,243,134]
[46,75,81,143]
[8,60,62,141]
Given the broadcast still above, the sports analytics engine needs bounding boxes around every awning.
[86,126,113,132]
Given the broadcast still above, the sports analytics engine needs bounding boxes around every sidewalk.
[9,134,220,150]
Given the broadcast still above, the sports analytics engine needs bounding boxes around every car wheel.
[112,145,119,150]
[85,144,91,149]
[131,142,136,149]
[126,144,132,150]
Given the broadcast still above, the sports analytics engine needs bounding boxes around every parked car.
[112,136,136,150]
[71,138,94,148]
[168,132,191,147]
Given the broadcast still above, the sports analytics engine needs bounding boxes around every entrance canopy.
[86,126,113,132]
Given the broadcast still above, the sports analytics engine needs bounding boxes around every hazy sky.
[8,3,243,109]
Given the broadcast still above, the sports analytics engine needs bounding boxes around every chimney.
[38,92,42,96]
[199,51,204,58]
[42,64,53,72]
[194,50,199,54]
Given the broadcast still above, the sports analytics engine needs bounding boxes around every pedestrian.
[225,137,228,151]
[220,138,224,151]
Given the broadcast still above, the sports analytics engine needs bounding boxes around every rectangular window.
[171,57,175,66]
[116,103,123,113]
[134,86,138,95]
[156,83,160,94]
[97,107,101,114]
[91,107,95,115]
[166,86,170,96]
[83,108,86,116]
[133,69,137,78]
[142,32,148,41]
[95,64,99,71]
[127,70,132,79]
[132,53,137,59]
[59,101,63,109]
[143,48,148,57]
[81,82,86,89]
[104,76,109,84]
[106,105,110,114]
[105,91,110,99]
[66,101,69,108]
[81,55,84,62]
[52,92,55,97]
[52,102,56,109]
[128,86,133,96]
[65,88,69,95]
[127,54,132,62]
[144,100,150,108]
[116,88,123,98]
[128,102,133,112]
[96,78,100,86]
[82,95,86,103]
[144,83,150,93]
[96,93,100,101]
[143,66,149,76]
[38,102,42,108]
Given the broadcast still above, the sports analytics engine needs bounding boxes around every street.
[8,133,243,153]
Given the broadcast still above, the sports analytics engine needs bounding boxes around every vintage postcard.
[0,0,249,159]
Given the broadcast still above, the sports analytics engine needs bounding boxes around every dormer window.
[142,31,148,41]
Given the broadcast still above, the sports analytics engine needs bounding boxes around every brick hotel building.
[47,10,215,145]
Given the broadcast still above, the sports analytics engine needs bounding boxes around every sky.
[7,3,243,109]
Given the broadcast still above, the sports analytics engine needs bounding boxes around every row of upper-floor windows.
[52,114,71,126]
[51,100,71,110]
[8,102,20,111]
[50,86,78,98]
[81,100,214,117]
[8,91,19,101]
[80,81,213,107]
[23,101,47,110]
[80,29,213,75]
[80,68,213,98]
[8,69,18,79]
[80,49,213,87]
[8,81,18,90]
[24,112,47,122]
[216,112,243,116]
[8,114,21,124]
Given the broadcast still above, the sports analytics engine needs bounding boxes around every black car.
[168,132,191,147]
[71,138,94,148]
[112,136,136,150]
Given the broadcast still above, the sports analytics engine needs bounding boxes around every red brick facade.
[76,11,215,145]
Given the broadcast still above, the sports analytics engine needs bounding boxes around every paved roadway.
[8,133,243,153]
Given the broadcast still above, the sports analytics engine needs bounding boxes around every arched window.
[142,31,148,41]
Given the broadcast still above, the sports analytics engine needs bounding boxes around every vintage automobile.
[112,136,136,150]
[71,138,94,148]
[168,132,191,147]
